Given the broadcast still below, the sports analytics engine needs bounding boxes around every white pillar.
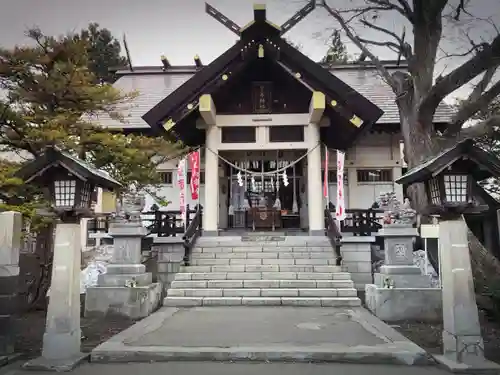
[203,124,219,235]
[0,211,22,355]
[43,223,82,359]
[439,218,484,363]
[307,122,324,235]
[24,221,88,371]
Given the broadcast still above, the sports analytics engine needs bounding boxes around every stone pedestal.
[0,212,22,360]
[366,224,440,322]
[84,221,161,319]
[24,222,88,371]
[433,219,500,372]
[154,238,184,296]
[375,224,431,288]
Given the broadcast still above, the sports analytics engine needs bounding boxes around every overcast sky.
[0,0,499,99]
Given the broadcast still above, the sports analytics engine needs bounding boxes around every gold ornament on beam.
[187,103,194,110]
[163,118,176,131]
[295,72,301,79]
[258,44,264,58]
[350,115,363,127]
[160,55,171,70]
[222,74,229,81]
[330,100,337,107]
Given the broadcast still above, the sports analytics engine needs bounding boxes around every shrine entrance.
[223,150,305,231]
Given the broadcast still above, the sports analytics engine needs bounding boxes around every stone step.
[173,272,351,282]
[180,265,342,273]
[190,258,338,266]
[171,279,354,289]
[163,296,361,307]
[191,251,336,259]
[192,247,333,253]
[167,288,358,298]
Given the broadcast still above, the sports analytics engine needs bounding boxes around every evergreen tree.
[320,30,349,66]
[0,28,185,219]
[75,23,128,84]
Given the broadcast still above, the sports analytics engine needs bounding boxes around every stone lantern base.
[84,221,162,319]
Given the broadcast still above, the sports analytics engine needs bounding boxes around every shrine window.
[357,169,393,183]
[159,171,173,184]
[269,126,304,142]
[221,127,256,143]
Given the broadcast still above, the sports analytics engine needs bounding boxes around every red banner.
[188,150,200,201]
[177,159,187,227]
[336,150,346,221]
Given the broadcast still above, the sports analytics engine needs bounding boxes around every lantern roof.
[396,139,500,186]
[15,147,122,191]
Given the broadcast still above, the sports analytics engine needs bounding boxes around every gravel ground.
[390,310,500,364]
[13,310,137,358]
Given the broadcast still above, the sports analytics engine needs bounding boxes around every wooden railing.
[182,205,203,266]
[324,208,343,266]
[87,206,199,237]
[339,208,384,236]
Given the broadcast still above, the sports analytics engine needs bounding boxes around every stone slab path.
[0,361,453,375]
[90,306,435,366]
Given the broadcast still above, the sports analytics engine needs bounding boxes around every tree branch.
[366,0,414,22]
[359,18,413,60]
[318,0,398,90]
[455,115,500,140]
[446,79,500,134]
[420,34,500,119]
[395,0,414,20]
[469,65,498,103]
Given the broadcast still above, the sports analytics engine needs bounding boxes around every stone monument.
[365,193,441,322]
[85,190,162,318]
[0,211,22,364]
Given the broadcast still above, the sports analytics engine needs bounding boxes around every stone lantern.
[16,147,122,371]
[396,139,500,372]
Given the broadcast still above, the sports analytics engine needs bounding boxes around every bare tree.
[316,0,500,210]
[314,0,500,316]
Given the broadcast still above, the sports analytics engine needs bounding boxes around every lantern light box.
[16,147,122,219]
[396,139,500,218]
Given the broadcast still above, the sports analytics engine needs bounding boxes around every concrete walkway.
[0,361,453,375]
[91,306,435,366]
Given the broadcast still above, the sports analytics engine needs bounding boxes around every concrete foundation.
[340,237,375,290]
[365,285,442,322]
[85,283,162,319]
[154,238,185,295]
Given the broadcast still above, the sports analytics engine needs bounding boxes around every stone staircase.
[164,234,361,307]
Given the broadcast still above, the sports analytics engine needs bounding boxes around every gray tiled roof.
[96,73,192,129]
[98,65,454,129]
[334,67,455,124]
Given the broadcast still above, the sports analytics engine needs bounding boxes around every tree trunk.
[398,99,439,211]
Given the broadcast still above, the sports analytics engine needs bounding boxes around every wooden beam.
[309,91,325,124]
[199,94,216,125]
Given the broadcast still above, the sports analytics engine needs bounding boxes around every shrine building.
[98,2,454,235]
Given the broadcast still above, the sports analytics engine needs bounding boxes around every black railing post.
[185,204,191,230]
[324,208,343,266]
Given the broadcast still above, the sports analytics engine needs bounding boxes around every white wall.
[153,132,404,213]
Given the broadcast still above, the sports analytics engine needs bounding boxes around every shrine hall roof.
[97,61,454,131]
